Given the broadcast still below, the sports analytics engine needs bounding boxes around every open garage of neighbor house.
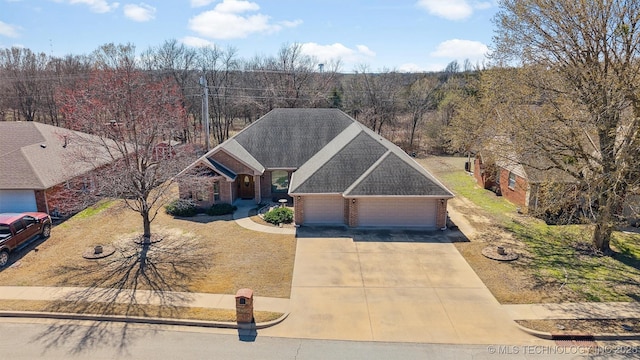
[178,108,454,229]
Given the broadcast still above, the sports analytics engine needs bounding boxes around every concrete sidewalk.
[0,286,289,314]
[505,302,640,321]
[232,201,296,235]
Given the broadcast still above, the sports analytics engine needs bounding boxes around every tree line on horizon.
[0,41,476,154]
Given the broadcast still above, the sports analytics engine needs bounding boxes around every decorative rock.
[83,244,116,259]
[482,245,519,261]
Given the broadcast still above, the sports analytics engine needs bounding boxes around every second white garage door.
[358,197,437,228]
[303,195,344,225]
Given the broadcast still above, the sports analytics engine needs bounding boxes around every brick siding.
[346,198,358,227]
[211,150,255,175]
[436,199,448,228]
[293,196,304,224]
[499,169,528,208]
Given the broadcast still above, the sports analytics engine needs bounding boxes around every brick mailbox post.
[235,288,254,326]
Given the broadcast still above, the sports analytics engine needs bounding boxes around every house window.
[508,172,517,189]
[271,170,289,193]
[213,181,220,201]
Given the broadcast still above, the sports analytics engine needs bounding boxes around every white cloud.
[300,43,375,64]
[430,39,489,62]
[188,0,301,39]
[215,0,259,13]
[68,0,120,13]
[355,45,376,58]
[190,0,215,7]
[416,0,492,20]
[180,36,215,48]
[0,21,20,38]
[123,3,156,22]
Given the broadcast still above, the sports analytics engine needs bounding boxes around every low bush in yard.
[263,207,293,225]
[165,199,198,217]
[206,203,237,216]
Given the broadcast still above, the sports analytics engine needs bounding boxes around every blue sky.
[0,0,498,72]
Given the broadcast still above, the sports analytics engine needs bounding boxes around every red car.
[0,212,52,268]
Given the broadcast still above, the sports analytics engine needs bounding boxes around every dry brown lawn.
[0,194,296,298]
[0,300,283,323]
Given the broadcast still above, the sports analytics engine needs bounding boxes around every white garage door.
[0,190,37,213]
[358,198,437,228]
[303,195,344,225]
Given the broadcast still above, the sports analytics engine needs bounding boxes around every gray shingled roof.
[0,122,116,190]
[343,152,453,196]
[482,136,577,184]
[207,158,237,180]
[186,108,453,198]
[290,130,388,193]
[232,108,354,168]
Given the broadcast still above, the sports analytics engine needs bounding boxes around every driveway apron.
[261,229,547,345]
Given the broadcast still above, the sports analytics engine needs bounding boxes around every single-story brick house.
[178,108,454,229]
[0,121,115,216]
[474,146,577,212]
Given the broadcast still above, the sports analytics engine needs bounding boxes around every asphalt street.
[1,319,638,359]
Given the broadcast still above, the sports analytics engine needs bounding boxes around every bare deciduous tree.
[0,47,48,121]
[493,0,640,253]
[58,44,194,241]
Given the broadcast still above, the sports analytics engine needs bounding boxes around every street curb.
[515,322,640,341]
[0,310,289,330]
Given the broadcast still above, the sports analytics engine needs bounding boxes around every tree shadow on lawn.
[33,229,213,355]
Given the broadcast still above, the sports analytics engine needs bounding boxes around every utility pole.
[199,75,210,151]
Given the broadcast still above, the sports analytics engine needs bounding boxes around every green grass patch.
[438,171,517,218]
[74,199,114,219]
[431,158,640,302]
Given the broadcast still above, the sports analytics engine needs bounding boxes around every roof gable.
[344,152,454,197]
[290,130,388,193]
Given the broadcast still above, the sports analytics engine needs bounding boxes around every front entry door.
[239,175,255,200]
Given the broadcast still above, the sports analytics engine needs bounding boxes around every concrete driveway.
[261,228,546,345]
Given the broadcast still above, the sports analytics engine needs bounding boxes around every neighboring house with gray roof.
[473,137,579,211]
[179,108,453,229]
[0,121,116,216]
